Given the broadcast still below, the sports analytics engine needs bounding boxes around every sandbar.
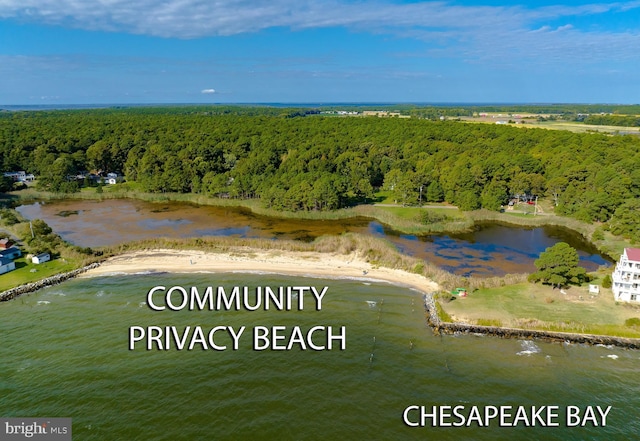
[81,248,440,294]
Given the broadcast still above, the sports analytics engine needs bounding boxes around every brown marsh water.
[16,199,612,277]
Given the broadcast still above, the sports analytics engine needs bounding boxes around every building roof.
[626,248,640,262]
[0,247,20,256]
[0,257,13,266]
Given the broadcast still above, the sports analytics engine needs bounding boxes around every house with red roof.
[612,248,640,302]
[0,238,14,249]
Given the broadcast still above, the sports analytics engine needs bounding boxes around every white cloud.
[0,1,638,70]
[0,1,637,39]
[201,88,216,94]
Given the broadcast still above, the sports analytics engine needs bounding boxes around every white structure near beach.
[612,248,640,302]
[32,253,51,264]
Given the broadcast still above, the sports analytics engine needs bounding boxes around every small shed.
[0,257,16,274]
[32,253,51,264]
[589,285,600,295]
[452,288,468,297]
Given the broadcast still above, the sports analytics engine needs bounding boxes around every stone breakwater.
[422,294,640,350]
[0,262,102,302]
[423,292,441,328]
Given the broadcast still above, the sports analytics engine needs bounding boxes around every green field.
[440,279,640,337]
[458,115,640,135]
[0,256,79,291]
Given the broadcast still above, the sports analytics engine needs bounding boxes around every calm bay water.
[1,273,637,440]
[16,199,611,277]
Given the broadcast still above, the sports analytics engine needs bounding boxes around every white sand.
[81,248,439,294]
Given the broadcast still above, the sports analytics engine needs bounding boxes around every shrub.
[0,209,20,226]
[412,262,425,274]
[624,318,640,328]
[591,227,605,241]
[416,210,450,225]
[602,274,612,289]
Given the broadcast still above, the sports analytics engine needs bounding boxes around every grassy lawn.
[1,257,79,291]
[440,282,640,337]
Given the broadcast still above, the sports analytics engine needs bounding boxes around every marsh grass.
[5,189,630,293]
[476,318,503,327]
[10,189,631,259]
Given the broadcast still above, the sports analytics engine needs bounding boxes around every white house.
[3,171,26,181]
[103,172,122,185]
[0,257,16,275]
[32,253,51,264]
[612,248,640,302]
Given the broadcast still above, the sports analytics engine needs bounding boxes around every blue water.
[1,273,637,440]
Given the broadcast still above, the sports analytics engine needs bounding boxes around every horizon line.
[2,101,639,109]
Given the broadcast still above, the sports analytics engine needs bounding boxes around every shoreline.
[6,247,640,348]
[83,249,640,348]
[0,262,101,301]
[80,248,441,296]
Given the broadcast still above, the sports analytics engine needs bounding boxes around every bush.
[435,291,456,303]
[73,246,95,255]
[592,227,605,241]
[602,274,612,289]
[0,209,20,226]
[412,262,425,274]
[624,318,640,328]
[416,210,450,225]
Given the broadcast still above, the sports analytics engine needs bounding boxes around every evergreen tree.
[528,242,587,288]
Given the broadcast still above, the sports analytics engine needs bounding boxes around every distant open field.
[458,115,640,135]
[528,121,640,135]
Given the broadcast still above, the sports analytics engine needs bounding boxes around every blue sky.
[1,0,639,104]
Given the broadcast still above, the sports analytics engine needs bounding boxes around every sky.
[0,0,639,105]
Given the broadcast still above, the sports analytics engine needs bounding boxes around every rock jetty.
[423,294,640,350]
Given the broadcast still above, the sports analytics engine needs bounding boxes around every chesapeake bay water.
[1,273,638,441]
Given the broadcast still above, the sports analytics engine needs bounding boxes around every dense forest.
[1,106,639,241]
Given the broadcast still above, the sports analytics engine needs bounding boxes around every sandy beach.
[81,248,440,294]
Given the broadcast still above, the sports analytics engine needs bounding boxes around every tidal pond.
[16,199,611,277]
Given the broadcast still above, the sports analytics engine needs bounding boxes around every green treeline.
[582,114,640,127]
[1,107,640,241]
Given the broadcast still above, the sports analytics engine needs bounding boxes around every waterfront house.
[0,247,21,260]
[2,171,26,181]
[0,257,15,275]
[103,172,122,185]
[612,248,640,302]
[32,253,51,264]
